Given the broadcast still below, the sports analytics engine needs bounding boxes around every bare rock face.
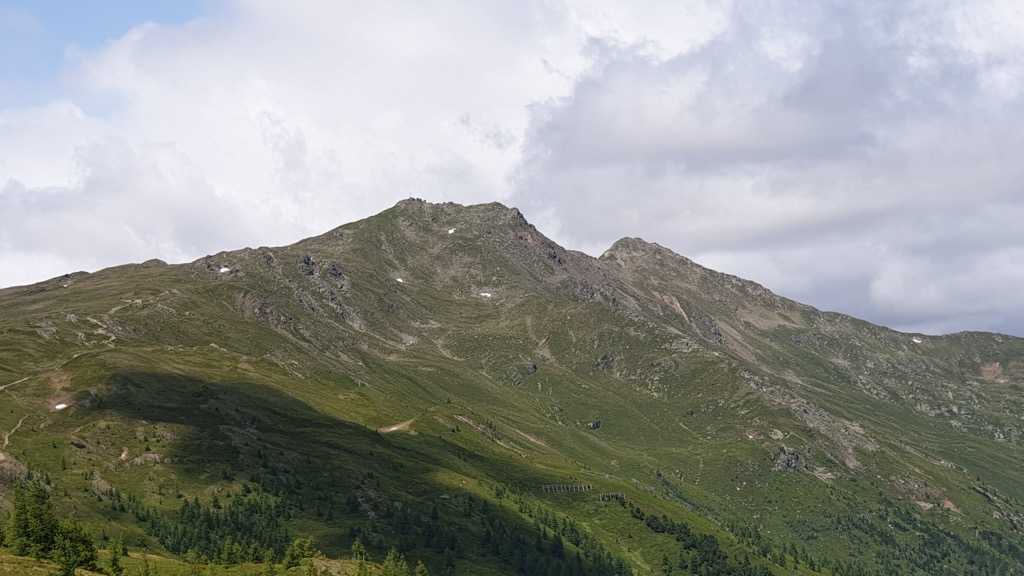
[773,445,803,472]
[299,254,317,277]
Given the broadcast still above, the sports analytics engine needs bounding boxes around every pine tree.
[3,485,29,555]
[551,535,564,559]
[351,537,369,561]
[107,541,125,576]
[51,518,97,575]
[51,533,78,576]
[220,536,235,565]
[285,535,319,568]
[106,545,124,569]
[381,547,411,576]
[415,559,431,576]
[184,548,203,576]
[262,547,278,576]
[4,483,59,558]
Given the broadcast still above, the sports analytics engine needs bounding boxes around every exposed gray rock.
[299,254,316,276]
[773,445,802,472]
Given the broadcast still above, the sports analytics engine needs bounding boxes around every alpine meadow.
[2,199,1023,575]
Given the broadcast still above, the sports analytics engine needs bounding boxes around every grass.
[0,548,383,575]
[2,200,1024,575]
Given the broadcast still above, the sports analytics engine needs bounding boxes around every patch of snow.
[480,292,492,297]
[396,278,404,283]
[912,337,923,344]
[54,404,67,411]
[219,267,230,273]
[448,228,456,234]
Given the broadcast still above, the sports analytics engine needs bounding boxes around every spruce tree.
[107,542,125,576]
[220,536,235,565]
[4,483,58,558]
[350,537,368,561]
[3,485,29,554]
[52,533,78,576]
[262,547,278,576]
[285,535,319,568]
[184,548,203,576]
[52,518,98,575]
[381,547,411,576]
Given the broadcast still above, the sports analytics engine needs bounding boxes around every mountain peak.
[600,236,696,268]
[2,197,1024,576]
[603,236,663,254]
[388,198,534,229]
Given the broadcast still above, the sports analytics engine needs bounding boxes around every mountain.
[2,199,1023,575]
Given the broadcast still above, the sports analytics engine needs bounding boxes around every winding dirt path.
[3,415,28,450]
[87,317,117,345]
[0,376,28,392]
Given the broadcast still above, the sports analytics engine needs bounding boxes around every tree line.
[1,480,441,576]
[2,482,98,576]
[4,467,647,576]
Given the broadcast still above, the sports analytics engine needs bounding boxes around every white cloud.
[512,0,1024,335]
[1,0,1023,336]
[2,0,586,285]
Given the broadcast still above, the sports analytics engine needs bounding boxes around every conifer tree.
[284,535,319,568]
[350,537,368,561]
[220,536,235,565]
[184,548,203,576]
[106,535,127,576]
[4,482,59,558]
[262,547,277,576]
[380,547,411,576]
[52,518,98,576]
[3,485,28,554]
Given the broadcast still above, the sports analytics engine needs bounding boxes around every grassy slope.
[2,199,1023,575]
[0,548,376,575]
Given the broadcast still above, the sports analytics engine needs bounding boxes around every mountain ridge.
[2,199,1023,575]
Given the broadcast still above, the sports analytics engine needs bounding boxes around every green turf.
[2,200,1023,575]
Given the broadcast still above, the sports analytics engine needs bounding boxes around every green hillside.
[2,200,1022,575]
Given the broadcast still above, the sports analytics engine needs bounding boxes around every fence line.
[539,484,594,493]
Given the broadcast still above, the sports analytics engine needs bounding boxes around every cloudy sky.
[2,1,1023,336]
